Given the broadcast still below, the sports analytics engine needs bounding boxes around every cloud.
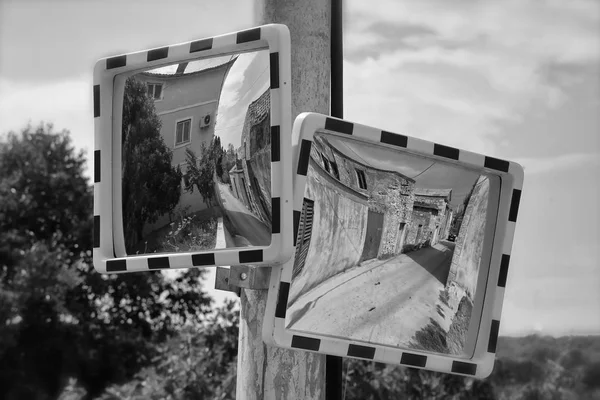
[515,152,600,174]
[343,0,600,155]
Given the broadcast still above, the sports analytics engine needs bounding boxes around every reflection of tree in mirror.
[183,144,216,207]
[182,135,238,207]
[122,77,183,250]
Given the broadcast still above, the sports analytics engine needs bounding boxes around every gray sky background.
[1,0,598,337]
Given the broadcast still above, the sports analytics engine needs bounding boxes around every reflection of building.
[446,175,490,300]
[314,136,417,260]
[288,135,417,305]
[228,89,272,228]
[134,58,236,234]
[405,188,452,248]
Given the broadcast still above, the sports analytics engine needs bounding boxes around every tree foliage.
[183,136,237,203]
[342,360,496,400]
[3,123,600,400]
[122,77,182,250]
[183,143,216,207]
[96,300,239,400]
[0,123,212,400]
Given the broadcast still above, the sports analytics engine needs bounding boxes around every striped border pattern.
[263,112,524,379]
[93,25,293,273]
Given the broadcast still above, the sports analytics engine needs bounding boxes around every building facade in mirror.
[291,135,418,304]
[287,133,496,356]
[405,188,453,250]
[228,88,272,230]
[133,58,236,236]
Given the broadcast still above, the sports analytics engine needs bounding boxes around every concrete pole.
[235,1,330,399]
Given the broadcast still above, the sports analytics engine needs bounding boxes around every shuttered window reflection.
[293,199,315,279]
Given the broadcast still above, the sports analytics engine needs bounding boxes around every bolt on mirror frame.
[263,112,524,379]
[93,24,293,274]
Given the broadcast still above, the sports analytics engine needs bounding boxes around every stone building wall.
[446,175,490,300]
[311,135,416,258]
[405,206,436,248]
[442,209,454,240]
[288,157,369,306]
[237,88,271,228]
[368,172,415,257]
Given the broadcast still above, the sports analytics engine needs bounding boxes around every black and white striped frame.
[263,112,524,379]
[93,24,293,274]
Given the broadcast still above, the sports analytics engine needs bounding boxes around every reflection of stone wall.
[405,207,435,247]
[442,209,454,240]
[245,147,272,228]
[369,172,415,257]
[288,159,369,306]
[446,175,489,299]
[236,89,271,228]
[311,135,416,259]
[405,189,451,248]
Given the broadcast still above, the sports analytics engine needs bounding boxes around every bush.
[161,208,218,253]
[582,361,600,389]
[532,346,560,363]
[560,348,589,369]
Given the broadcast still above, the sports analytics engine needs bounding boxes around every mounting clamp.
[214,265,271,294]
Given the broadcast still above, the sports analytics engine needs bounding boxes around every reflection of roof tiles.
[246,88,270,121]
[414,188,452,199]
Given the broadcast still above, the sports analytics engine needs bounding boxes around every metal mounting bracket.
[214,265,271,294]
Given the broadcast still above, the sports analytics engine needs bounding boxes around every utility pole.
[235,1,331,399]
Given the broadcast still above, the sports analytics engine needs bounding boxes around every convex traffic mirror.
[264,113,524,379]
[93,25,293,273]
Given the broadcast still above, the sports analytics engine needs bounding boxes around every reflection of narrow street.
[217,182,270,247]
[286,240,455,347]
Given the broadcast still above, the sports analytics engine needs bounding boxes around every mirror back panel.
[263,112,524,379]
[93,25,293,274]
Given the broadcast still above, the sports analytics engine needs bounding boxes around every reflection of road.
[217,182,270,247]
[286,240,455,347]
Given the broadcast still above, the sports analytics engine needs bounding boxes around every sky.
[0,0,599,337]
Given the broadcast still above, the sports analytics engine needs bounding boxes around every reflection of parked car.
[448,233,456,242]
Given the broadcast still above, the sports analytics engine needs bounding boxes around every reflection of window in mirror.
[330,161,340,180]
[147,83,163,100]
[356,169,367,190]
[175,118,191,147]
